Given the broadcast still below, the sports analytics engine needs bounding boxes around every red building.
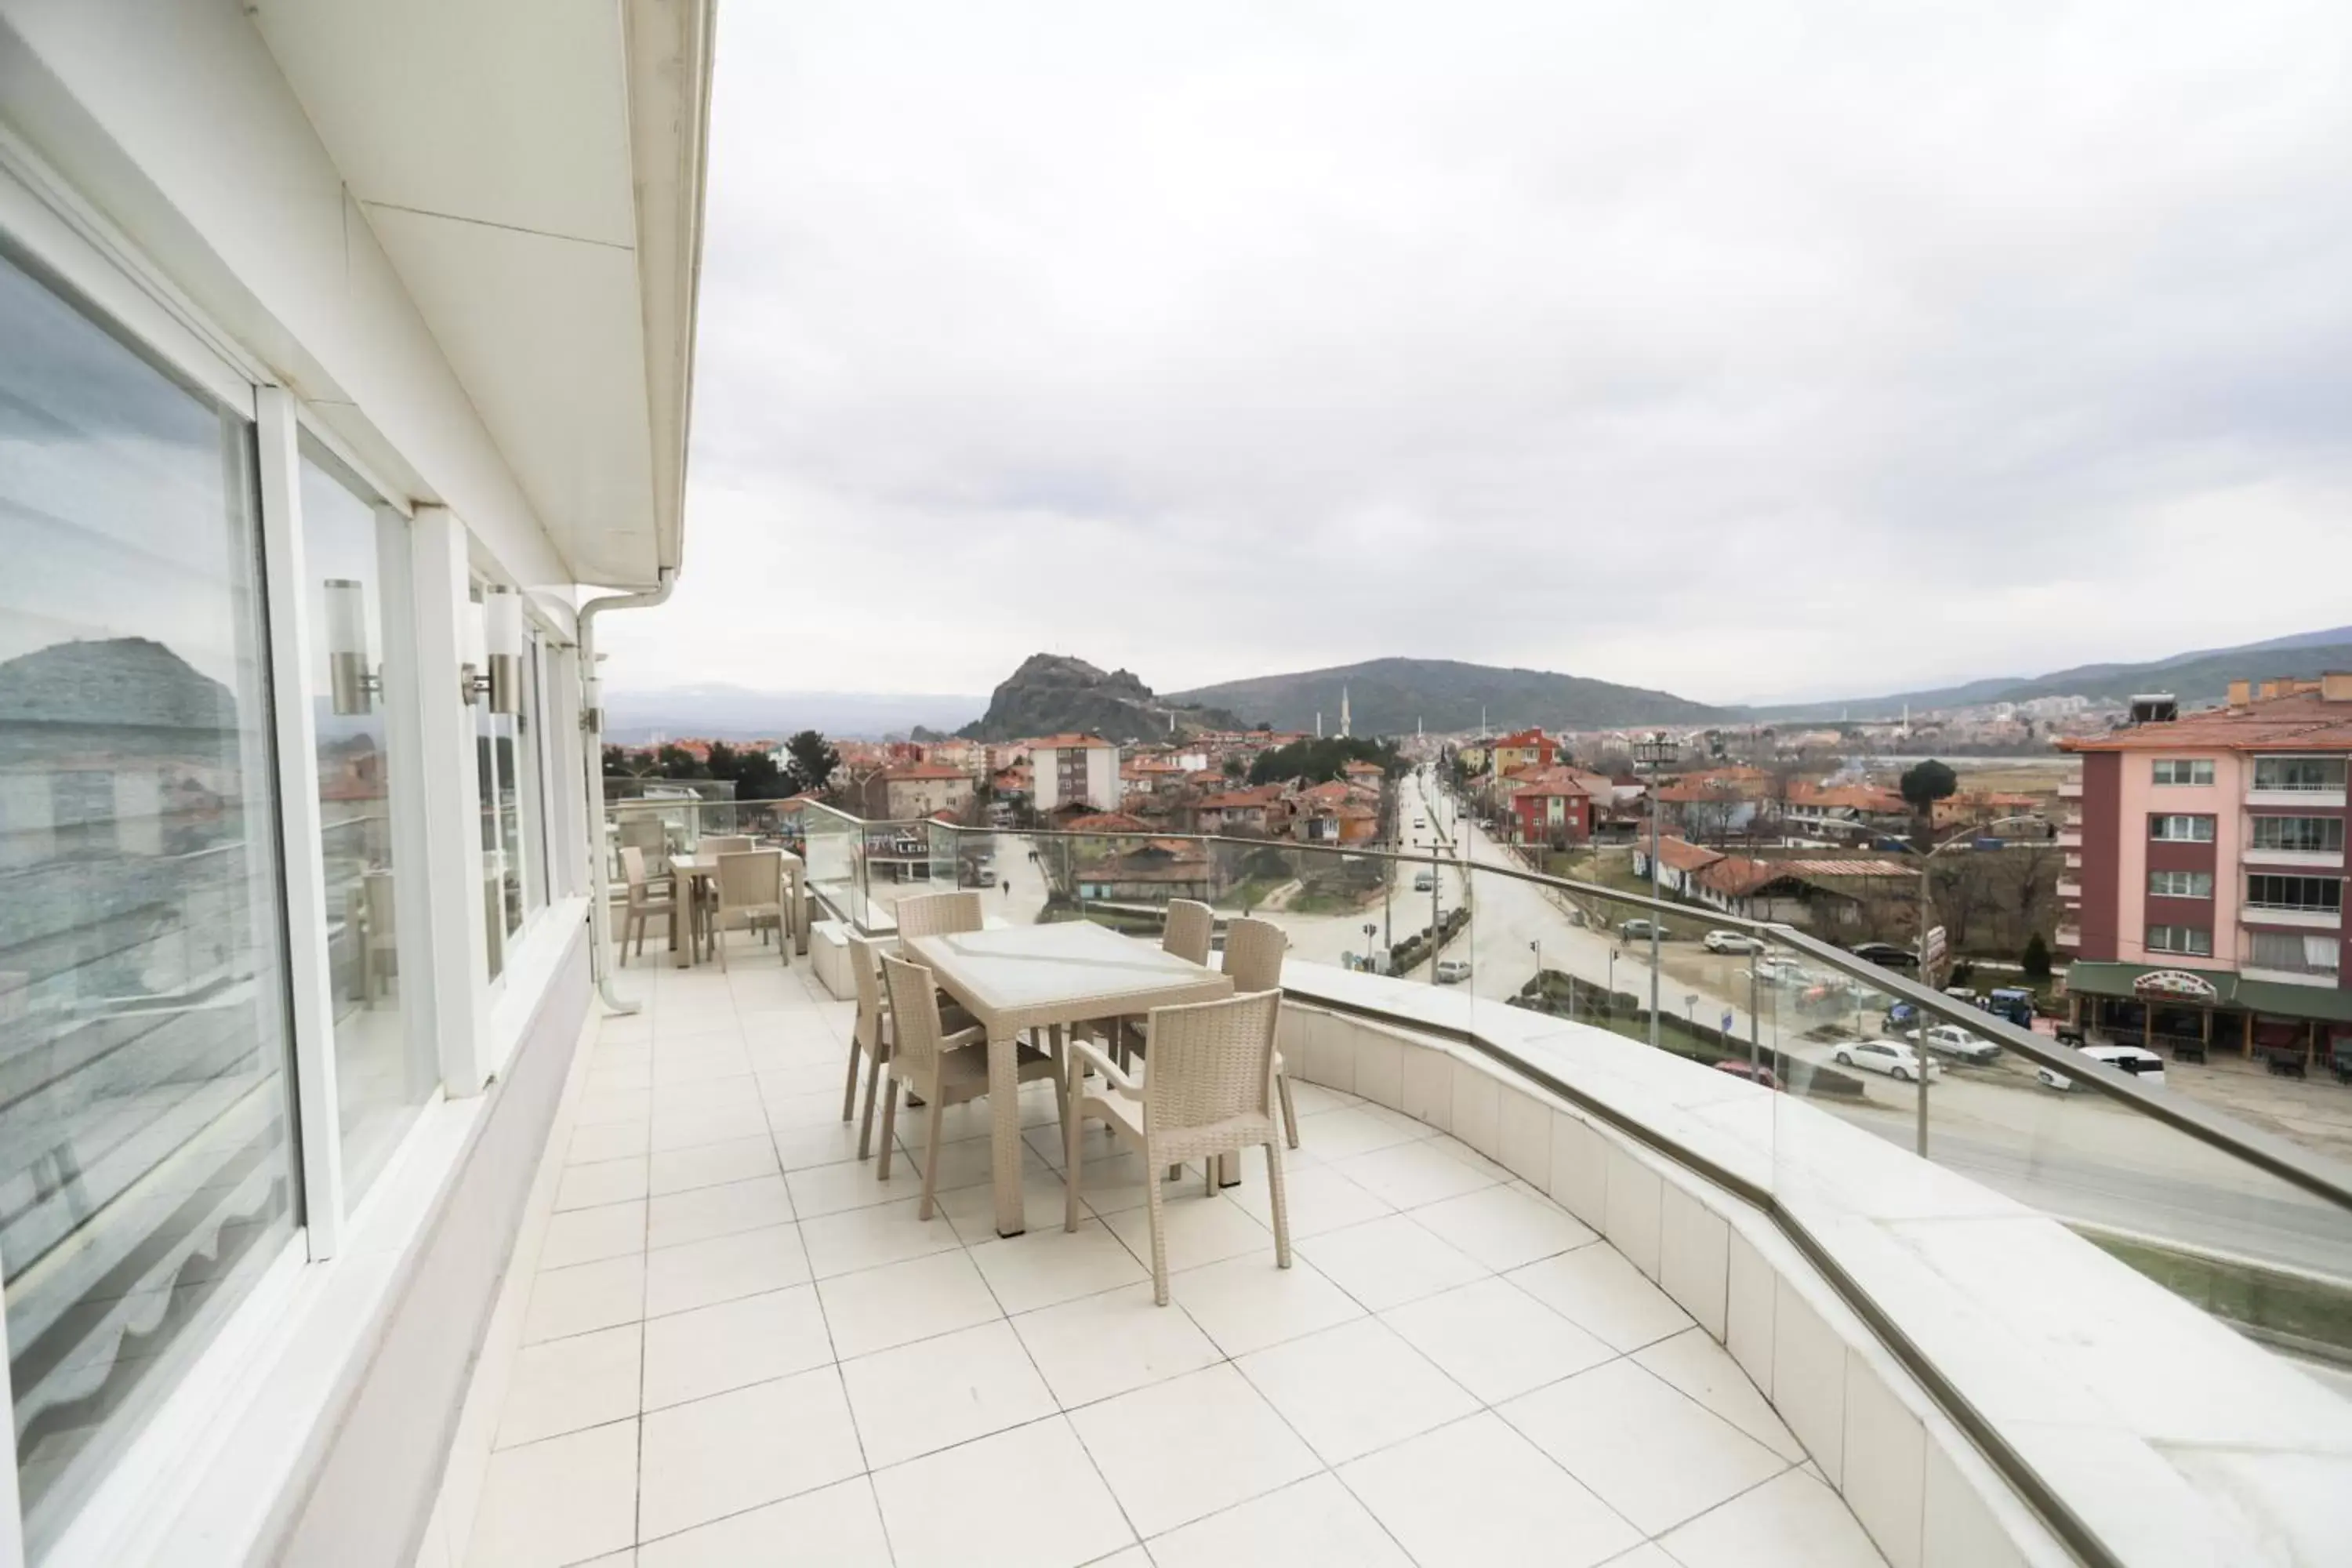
[1510,769,1593,845]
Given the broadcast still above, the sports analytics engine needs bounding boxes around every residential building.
[1029,732,1120,811]
[1487,727,1556,776]
[859,761,975,821]
[1782,780,1910,840]
[0,5,710,1563]
[1509,768,1594,845]
[1193,784,1285,836]
[2057,675,2352,1063]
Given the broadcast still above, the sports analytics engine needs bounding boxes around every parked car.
[1832,1039,1942,1082]
[1435,957,1472,985]
[1984,987,2036,1028]
[1906,1023,2002,1065]
[1849,941,1919,971]
[2038,1044,2165,1092]
[1714,1058,1779,1090]
[1704,930,1766,954]
[1881,1002,1919,1036]
[1755,954,1810,987]
[1620,918,1672,942]
[1412,871,1436,892]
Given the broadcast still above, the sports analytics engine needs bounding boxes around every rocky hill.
[1170,656,1725,736]
[958,654,1245,743]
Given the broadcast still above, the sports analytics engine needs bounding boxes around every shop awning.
[2065,962,2352,1024]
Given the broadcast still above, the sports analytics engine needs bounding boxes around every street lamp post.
[1633,732,1680,1051]
[1900,812,2044,1156]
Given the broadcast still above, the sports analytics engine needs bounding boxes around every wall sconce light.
[324,578,381,715]
[459,588,526,716]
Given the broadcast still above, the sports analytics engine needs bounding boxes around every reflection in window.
[473,587,527,978]
[303,437,435,1203]
[519,633,548,917]
[0,245,298,1555]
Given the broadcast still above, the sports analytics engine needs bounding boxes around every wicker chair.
[879,953,1063,1218]
[701,834,755,854]
[1161,898,1214,964]
[708,849,785,971]
[618,846,679,963]
[1064,989,1290,1305]
[1105,898,1218,1068]
[843,934,974,1158]
[1221,916,1299,1148]
[895,889,983,938]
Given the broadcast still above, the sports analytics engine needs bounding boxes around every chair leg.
[858,1039,887,1159]
[1265,1141,1292,1269]
[1203,1160,1215,1199]
[1277,1072,1300,1150]
[917,1087,947,1221]
[715,917,728,972]
[840,1033,863,1123]
[1064,1087,1085,1232]
[1143,1153,1171,1306]
[877,1076,898,1180]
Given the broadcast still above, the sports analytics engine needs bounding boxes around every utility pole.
[1634,732,1679,1051]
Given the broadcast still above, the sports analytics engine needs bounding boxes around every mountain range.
[601,623,2352,740]
[1168,657,1726,735]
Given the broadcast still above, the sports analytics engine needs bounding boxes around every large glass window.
[2250,816,2346,853]
[2149,814,2216,842]
[2147,869,2213,899]
[2151,758,2214,786]
[2145,924,2213,956]
[0,245,298,1555]
[2245,874,2344,914]
[302,437,434,1203]
[2250,931,2339,975]
[518,631,549,917]
[2252,756,2348,793]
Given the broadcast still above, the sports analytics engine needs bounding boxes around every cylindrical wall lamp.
[323,577,378,715]
[482,588,524,717]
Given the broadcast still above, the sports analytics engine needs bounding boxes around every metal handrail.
[598,804,2352,1218]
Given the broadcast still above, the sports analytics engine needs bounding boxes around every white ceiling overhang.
[251,0,711,589]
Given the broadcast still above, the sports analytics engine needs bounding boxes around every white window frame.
[2150,814,2216,842]
[2145,924,2214,956]
[2251,755,2349,793]
[2147,869,2214,899]
[2151,758,2213,786]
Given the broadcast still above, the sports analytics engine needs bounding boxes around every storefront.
[2065,961,2352,1072]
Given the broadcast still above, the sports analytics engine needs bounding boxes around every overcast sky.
[598,0,2352,709]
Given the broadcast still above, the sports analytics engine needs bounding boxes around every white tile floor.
[429,954,1887,1568]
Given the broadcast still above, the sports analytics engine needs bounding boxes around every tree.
[2021,931,2052,981]
[1899,758,1958,850]
[1222,755,1247,779]
[602,743,657,779]
[782,729,840,797]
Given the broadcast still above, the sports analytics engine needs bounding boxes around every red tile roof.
[1653,837,1726,873]
[2060,690,2352,752]
[1062,811,1150,833]
[1028,733,1117,749]
[882,763,971,781]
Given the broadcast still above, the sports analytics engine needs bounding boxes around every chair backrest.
[364,870,397,949]
[618,815,667,867]
[620,846,652,900]
[1161,899,1214,965]
[880,952,949,1075]
[702,834,755,855]
[1141,990,1282,1131]
[896,890,983,938]
[715,848,782,912]
[1221,916,1287,994]
[848,934,887,1047]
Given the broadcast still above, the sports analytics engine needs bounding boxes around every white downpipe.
[579,569,675,1015]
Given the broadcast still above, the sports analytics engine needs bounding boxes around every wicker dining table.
[900,920,1234,1236]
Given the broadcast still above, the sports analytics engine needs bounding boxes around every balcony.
[2056,829,2082,849]
[2054,924,2082,949]
[2242,903,2344,931]
[2056,879,2082,901]
[2057,777,2082,800]
[462,797,2352,1568]
[426,956,1891,1567]
[2243,845,2347,871]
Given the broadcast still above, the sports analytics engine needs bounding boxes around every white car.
[1704,930,1766,954]
[1832,1040,1941,1082]
[1413,872,1436,891]
[1906,1024,2002,1065]
[2038,1044,2165,1092]
[1435,957,1472,985]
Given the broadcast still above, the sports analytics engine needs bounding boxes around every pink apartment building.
[2057,674,2352,1067]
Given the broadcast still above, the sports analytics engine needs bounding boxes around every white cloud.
[599,0,2352,706]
